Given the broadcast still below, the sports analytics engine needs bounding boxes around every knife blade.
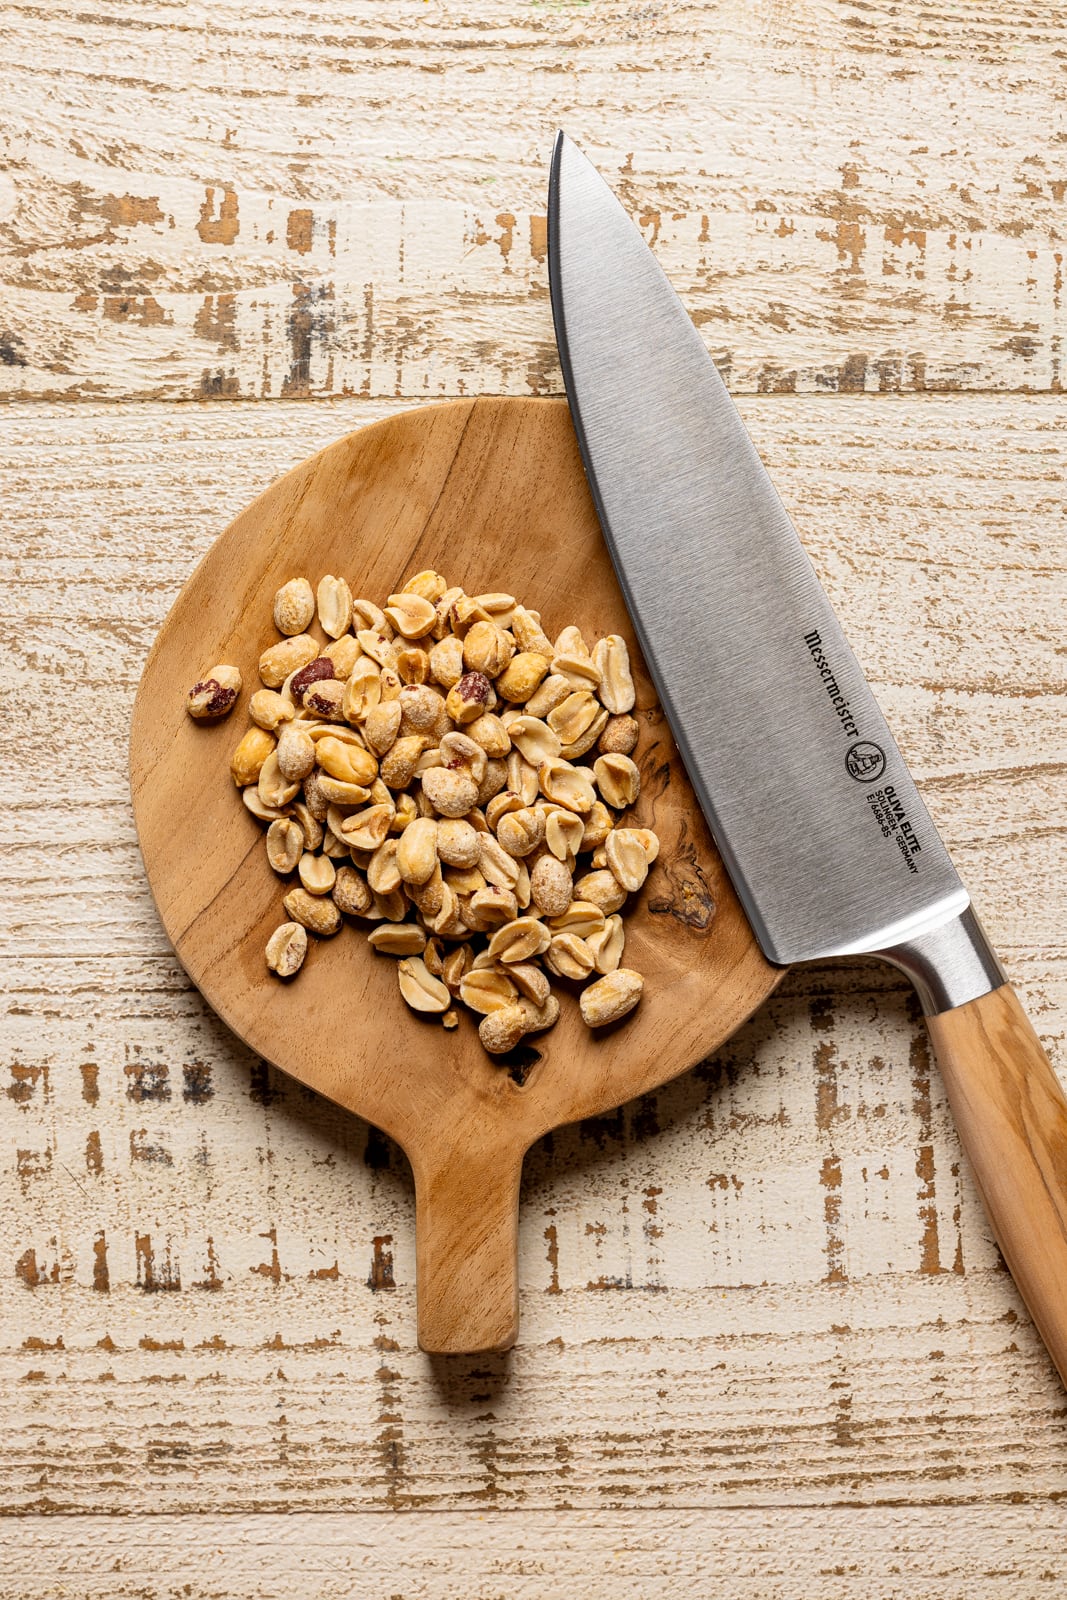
[548,130,1067,1387]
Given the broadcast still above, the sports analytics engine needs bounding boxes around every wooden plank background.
[2,1,1065,1595]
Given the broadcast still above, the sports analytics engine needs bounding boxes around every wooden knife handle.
[926,984,1067,1384]
[412,1142,522,1355]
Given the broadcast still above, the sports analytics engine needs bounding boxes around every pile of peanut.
[188,571,660,1055]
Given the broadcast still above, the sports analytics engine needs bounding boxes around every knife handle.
[926,984,1067,1385]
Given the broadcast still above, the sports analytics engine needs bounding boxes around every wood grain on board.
[2,0,1067,1589]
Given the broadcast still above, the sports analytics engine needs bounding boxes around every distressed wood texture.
[1,397,1065,1597]
[2,0,1067,1590]
[3,0,1067,402]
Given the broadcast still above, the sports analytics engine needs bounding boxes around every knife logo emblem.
[846,741,887,783]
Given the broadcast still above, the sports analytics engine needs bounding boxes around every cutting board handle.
[927,984,1067,1386]
[412,1140,524,1354]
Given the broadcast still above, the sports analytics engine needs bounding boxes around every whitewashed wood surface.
[2,1,1066,1595]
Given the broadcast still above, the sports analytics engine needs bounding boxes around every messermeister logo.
[802,629,861,740]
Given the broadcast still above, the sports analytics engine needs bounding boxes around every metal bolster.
[879,903,1007,1017]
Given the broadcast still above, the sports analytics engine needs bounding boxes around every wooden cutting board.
[130,396,783,1353]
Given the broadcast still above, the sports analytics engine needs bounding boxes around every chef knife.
[548,131,1067,1386]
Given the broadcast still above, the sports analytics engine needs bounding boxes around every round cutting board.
[130,397,783,1353]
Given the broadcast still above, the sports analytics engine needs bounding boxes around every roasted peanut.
[397,957,451,1013]
[477,1003,527,1054]
[574,868,628,915]
[391,792,419,832]
[509,962,551,1007]
[302,771,331,821]
[231,726,276,787]
[266,818,304,874]
[508,715,561,766]
[429,634,465,689]
[560,708,609,761]
[266,921,307,977]
[242,787,288,823]
[443,864,485,897]
[369,923,427,956]
[486,790,523,830]
[549,900,606,940]
[372,886,409,923]
[436,818,481,869]
[283,886,342,936]
[552,650,601,690]
[496,807,545,858]
[396,684,444,737]
[367,838,402,896]
[337,803,395,852]
[315,776,371,809]
[290,657,336,703]
[273,577,316,636]
[503,752,539,807]
[259,634,318,689]
[494,650,548,703]
[605,828,651,892]
[402,568,448,603]
[586,913,625,974]
[187,664,242,722]
[465,712,511,757]
[385,591,436,639]
[487,917,552,964]
[598,714,639,756]
[363,699,402,756]
[380,735,428,790]
[580,968,644,1027]
[591,634,636,714]
[291,802,324,851]
[249,689,295,731]
[396,646,430,685]
[317,574,352,638]
[530,854,573,917]
[544,808,584,862]
[581,801,614,850]
[445,670,495,725]
[472,592,516,626]
[479,834,522,891]
[396,816,438,885]
[333,865,373,916]
[303,679,346,721]
[298,852,337,896]
[449,595,493,638]
[539,757,596,815]
[467,885,519,929]
[511,605,554,658]
[459,967,519,1015]
[428,883,468,939]
[524,673,572,719]
[276,725,316,782]
[440,942,473,992]
[545,932,596,981]
[342,659,382,723]
[548,691,601,747]
[594,753,640,809]
[421,765,479,818]
[257,752,300,810]
[463,620,515,679]
[476,759,508,807]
